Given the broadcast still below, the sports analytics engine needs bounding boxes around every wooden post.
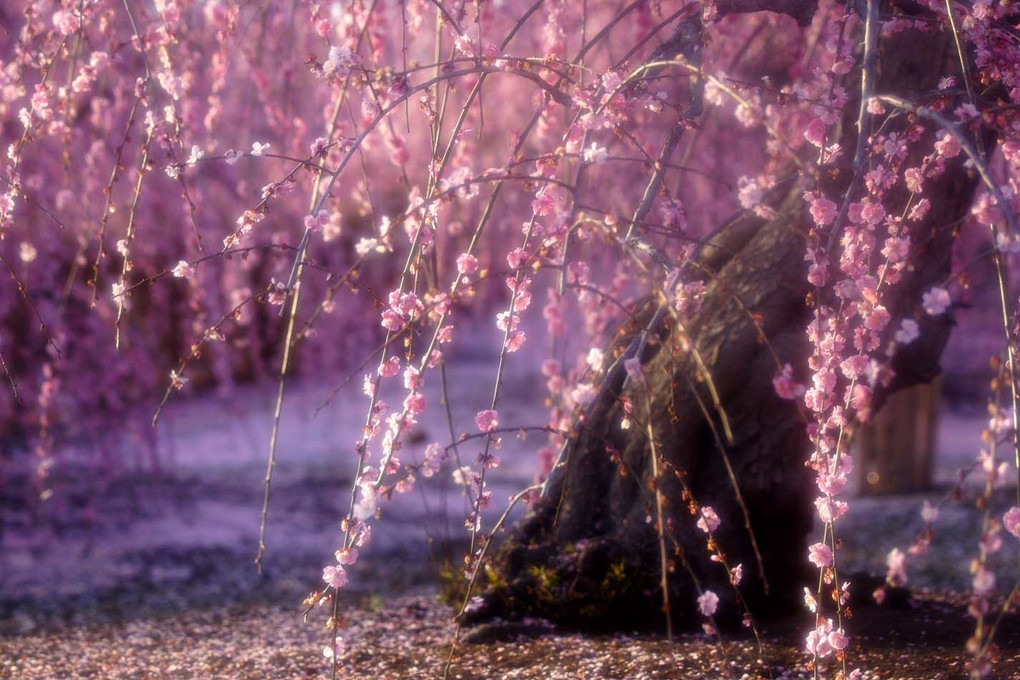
[853,378,941,495]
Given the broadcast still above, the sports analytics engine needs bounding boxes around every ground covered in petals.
[3,591,1020,679]
[2,380,1019,679]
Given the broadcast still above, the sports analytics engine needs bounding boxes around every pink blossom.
[600,70,623,91]
[863,305,891,331]
[495,311,519,332]
[430,293,451,316]
[325,46,356,77]
[531,186,561,216]
[29,87,51,121]
[454,33,475,55]
[981,531,1003,555]
[674,281,706,317]
[730,563,743,585]
[886,547,907,586]
[860,201,886,226]
[571,382,597,407]
[696,506,721,533]
[582,142,608,164]
[268,279,288,306]
[921,500,939,524]
[736,177,763,208]
[568,262,590,285]
[973,567,996,596]
[507,248,527,270]
[403,366,421,390]
[806,619,834,657]
[380,309,403,331]
[815,497,848,523]
[816,471,847,495]
[310,136,330,156]
[504,330,526,352]
[812,368,836,393]
[881,133,906,160]
[804,118,827,147]
[934,131,961,158]
[658,199,687,231]
[831,57,853,75]
[1004,506,1020,538]
[172,260,195,279]
[956,103,980,121]
[828,628,849,651]
[19,243,37,264]
[304,209,329,231]
[697,590,719,616]
[53,9,82,35]
[922,287,951,315]
[452,465,474,487]
[456,253,478,275]
[882,236,910,262]
[353,485,377,521]
[838,580,852,606]
[322,637,345,660]
[908,198,931,222]
[169,370,188,390]
[511,282,532,311]
[807,194,838,226]
[356,237,382,256]
[251,141,270,156]
[389,290,421,317]
[323,564,348,589]
[379,356,400,377]
[850,383,873,413]
[904,167,924,193]
[808,542,833,569]
[840,355,869,379]
[988,410,1013,437]
[807,260,829,286]
[475,409,499,432]
[803,587,818,613]
[335,547,359,565]
[404,391,426,415]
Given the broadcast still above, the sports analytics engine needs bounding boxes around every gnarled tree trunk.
[469,21,984,631]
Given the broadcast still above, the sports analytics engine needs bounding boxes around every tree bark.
[468,22,986,631]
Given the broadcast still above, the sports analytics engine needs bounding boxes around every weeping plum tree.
[2,0,1020,677]
[469,11,982,632]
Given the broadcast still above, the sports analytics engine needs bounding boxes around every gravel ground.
[3,592,1020,679]
[3,375,1020,679]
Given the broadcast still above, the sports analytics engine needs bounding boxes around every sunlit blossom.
[697,590,719,617]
